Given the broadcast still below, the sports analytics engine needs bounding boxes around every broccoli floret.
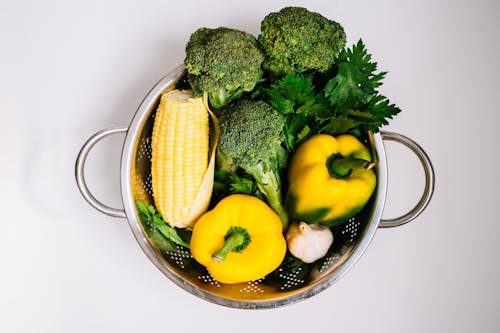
[218,99,289,229]
[184,27,264,109]
[258,6,346,76]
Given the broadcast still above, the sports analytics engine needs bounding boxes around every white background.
[1,0,499,332]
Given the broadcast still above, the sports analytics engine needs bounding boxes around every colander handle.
[379,131,435,228]
[75,126,128,218]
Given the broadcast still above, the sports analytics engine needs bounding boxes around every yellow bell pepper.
[285,134,376,227]
[190,194,286,284]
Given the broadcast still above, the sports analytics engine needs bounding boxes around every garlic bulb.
[286,222,333,263]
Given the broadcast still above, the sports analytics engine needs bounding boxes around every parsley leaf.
[228,173,261,197]
[324,62,372,113]
[260,39,400,144]
[213,168,265,201]
[364,94,401,131]
[136,200,190,249]
[263,74,330,150]
[271,74,317,105]
[324,39,400,132]
[320,116,359,136]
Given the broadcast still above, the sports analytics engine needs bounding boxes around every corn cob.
[151,89,210,229]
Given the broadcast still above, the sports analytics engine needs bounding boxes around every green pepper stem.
[327,153,375,179]
[212,227,250,263]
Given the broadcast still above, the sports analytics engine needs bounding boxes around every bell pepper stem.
[212,227,250,263]
[327,154,375,179]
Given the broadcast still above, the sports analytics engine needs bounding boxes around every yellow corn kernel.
[151,89,209,228]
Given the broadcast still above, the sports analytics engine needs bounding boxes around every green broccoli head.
[184,27,265,109]
[218,99,285,169]
[258,6,346,76]
[218,99,289,229]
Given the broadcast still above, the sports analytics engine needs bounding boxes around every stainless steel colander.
[75,65,435,309]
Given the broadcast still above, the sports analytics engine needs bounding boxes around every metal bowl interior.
[120,65,388,309]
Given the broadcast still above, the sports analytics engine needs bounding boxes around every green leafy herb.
[213,168,265,201]
[228,173,263,198]
[263,74,330,151]
[319,115,360,136]
[136,201,190,249]
[324,39,400,132]
[260,38,400,149]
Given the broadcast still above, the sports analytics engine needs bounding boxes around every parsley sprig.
[136,200,191,251]
[261,39,400,150]
[325,39,387,112]
[325,39,401,132]
[263,74,330,151]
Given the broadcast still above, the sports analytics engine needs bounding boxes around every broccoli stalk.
[184,27,264,109]
[218,99,289,230]
[243,161,289,228]
[206,87,244,112]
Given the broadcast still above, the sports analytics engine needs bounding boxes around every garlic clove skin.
[286,222,334,264]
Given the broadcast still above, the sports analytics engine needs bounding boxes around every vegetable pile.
[136,6,401,289]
